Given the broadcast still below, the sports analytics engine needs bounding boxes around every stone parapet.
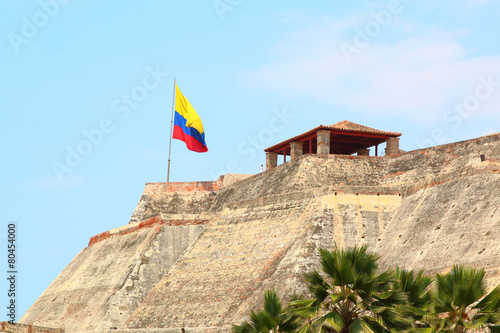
[144,181,222,194]
[0,323,63,333]
[325,154,386,160]
[383,133,500,188]
[129,183,217,224]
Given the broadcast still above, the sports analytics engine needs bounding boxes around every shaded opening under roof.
[264,121,401,156]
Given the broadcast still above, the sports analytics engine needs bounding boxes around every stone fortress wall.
[0,322,63,333]
[19,133,500,333]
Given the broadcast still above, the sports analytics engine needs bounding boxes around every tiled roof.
[328,120,402,136]
[264,120,401,153]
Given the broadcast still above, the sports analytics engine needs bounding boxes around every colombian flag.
[173,84,208,152]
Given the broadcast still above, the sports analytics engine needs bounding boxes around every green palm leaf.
[426,265,500,332]
[475,286,500,312]
[263,289,282,319]
[349,318,377,333]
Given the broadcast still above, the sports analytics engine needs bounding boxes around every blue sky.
[1,0,499,320]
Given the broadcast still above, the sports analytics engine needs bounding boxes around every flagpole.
[167,78,176,183]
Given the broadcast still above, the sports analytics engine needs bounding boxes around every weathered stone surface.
[376,174,500,287]
[127,197,320,329]
[0,322,63,333]
[220,174,254,188]
[128,182,218,224]
[316,130,330,157]
[386,137,400,156]
[290,141,303,159]
[20,223,204,331]
[265,152,278,170]
[20,133,500,333]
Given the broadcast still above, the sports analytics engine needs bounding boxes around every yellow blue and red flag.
[172,84,208,152]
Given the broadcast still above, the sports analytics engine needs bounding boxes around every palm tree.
[388,268,433,331]
[232,289,302,333]
[420,265,500,333]
[288,245,408,332]
[234,250,500,333]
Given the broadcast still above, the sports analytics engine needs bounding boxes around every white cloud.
[241,15,500,125]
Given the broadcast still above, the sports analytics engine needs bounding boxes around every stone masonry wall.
[210,154,387,212]
[382,133,500,194]
[376,173,500,288]
[126,195,320,330]
[128,182,217,224]
[19,133,500,333]
[145,181,222,193]
[0,323,63,333]
[89,216,208,246]
[124,133,499,331]
[126,184,400,330]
